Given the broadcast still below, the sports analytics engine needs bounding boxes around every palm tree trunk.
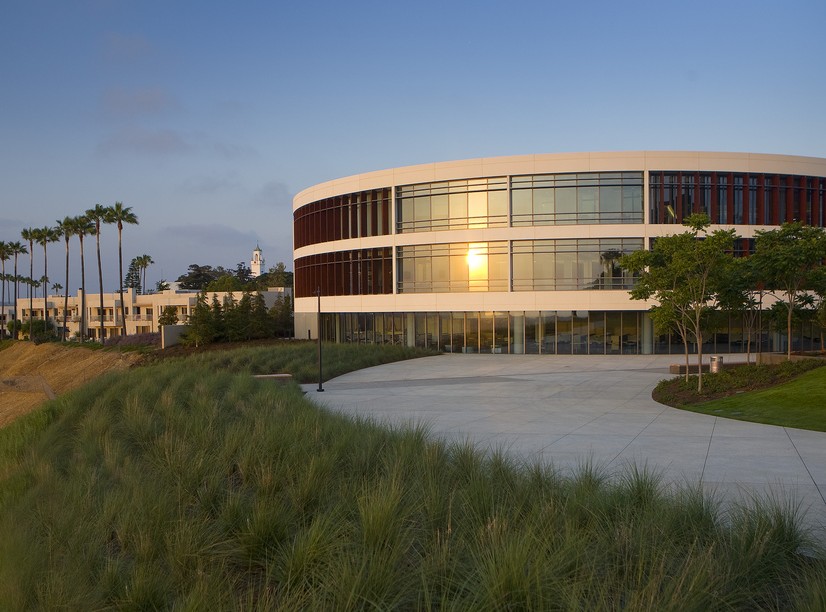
[28,242,33,340]
[13,255,19,340]
[118,224,127,337]
[79,236,87,341]
[42,243,49,334]
[63,237,70,341]
[95,225,105,342]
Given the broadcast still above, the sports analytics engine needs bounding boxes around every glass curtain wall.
[321,310,820,355]
[398,242,509,293]
[397,178,508,232]
[511,172,643,225]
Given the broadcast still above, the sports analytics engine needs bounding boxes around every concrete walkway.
[303,354,826,539]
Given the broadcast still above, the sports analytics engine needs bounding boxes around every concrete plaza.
[304,353,826,540]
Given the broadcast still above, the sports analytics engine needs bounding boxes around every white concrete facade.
[14,287,292,340]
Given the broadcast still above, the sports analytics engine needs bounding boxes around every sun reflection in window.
[467,243,488,290]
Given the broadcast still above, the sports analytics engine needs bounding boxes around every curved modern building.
[293,152,826,354]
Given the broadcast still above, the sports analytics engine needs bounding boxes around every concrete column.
[641,312,653,355]
[406,313,415,347]
[512,314,524,354]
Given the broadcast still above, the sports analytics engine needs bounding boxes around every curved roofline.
[293,150,826,211]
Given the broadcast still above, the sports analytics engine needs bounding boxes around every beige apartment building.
[14,286,291,340]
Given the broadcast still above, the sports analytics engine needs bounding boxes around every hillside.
[0,342,143,427]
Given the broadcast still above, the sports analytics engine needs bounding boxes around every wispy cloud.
[96,127,191,156]
[160,224,260,248]
[177,174,242,195]
[102,87,178,117]
[251,181,293,208]
[102,32,155,63]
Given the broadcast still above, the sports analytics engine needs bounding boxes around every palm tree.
[85,204,110,342]
[109,202,139,337]
[56,217,74,341]
[8,241,27,339]
[74,215,95,341]
[135,254,154,295]
[0,241,9,339]
[35,226,60,335]
[20,228,36,340]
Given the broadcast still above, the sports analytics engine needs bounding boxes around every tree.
[752,223,826,360]
[56,217,74,341]
[0,241,8,339]
[158,305,179,326]
[716,256,763,364]
[206,274,243,292]
[620,214,736,392]
[20,227,36,340]
[34,226,60,336]
[269,294,293,338]
[176,264,223,290]
[125,257,142,293]
[155,279,171,292]
[8,241,26,339]
[110,202,139,336]
[74,215,95,341]
[134,254,154,294]
[184,292,214,347]
[85,204,110,342]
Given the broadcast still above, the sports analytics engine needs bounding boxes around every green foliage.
[181,291,291,346]
[124,256,141,293]
[621,214,737,391]
[19,319,58,343]
[753,223,826,359]
[157,305,178,327]
[0,349,823,608]
[205,274,243,292]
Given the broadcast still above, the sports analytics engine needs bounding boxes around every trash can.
[709,355,723,373]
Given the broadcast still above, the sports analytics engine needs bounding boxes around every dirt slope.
[0,342,143,427]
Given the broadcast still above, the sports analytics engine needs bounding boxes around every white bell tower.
[251,245,264,278]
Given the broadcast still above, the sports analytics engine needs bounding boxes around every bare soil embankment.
[0,342,143,427]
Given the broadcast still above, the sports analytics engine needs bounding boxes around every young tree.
[184,292,213,347]
[155,279,171,292]
[752,223,826,359]
[124,257,142,293]
[158,305,179,327]
[716,256,763,364]
[621,214,736,391]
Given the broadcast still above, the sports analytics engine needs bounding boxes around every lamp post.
[316,286,323,392]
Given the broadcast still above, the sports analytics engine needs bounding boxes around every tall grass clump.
[178,341,438,383]
[0,349,824,608]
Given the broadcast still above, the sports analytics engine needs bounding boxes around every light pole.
[316,287,323,392]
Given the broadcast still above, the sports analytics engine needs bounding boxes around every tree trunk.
[118,224,127,337]
[42,243,49,335]
[63,238,70,341]
[80,235,87,341]
[13,254,19,340]
[28,243,33,340]
[95,224,104,343]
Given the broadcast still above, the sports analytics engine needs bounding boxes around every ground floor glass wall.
[320,311,823,355]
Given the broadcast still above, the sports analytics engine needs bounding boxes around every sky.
[2,0,825,296]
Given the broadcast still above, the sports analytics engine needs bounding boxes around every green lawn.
[1,344,825,608]
[681,366,826,432]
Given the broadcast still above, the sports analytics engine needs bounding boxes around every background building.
[293,151,826,354]
[15,286,291,341]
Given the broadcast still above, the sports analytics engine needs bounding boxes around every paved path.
[304,354,826,539]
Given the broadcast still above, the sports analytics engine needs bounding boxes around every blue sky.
[2,0,825,293]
